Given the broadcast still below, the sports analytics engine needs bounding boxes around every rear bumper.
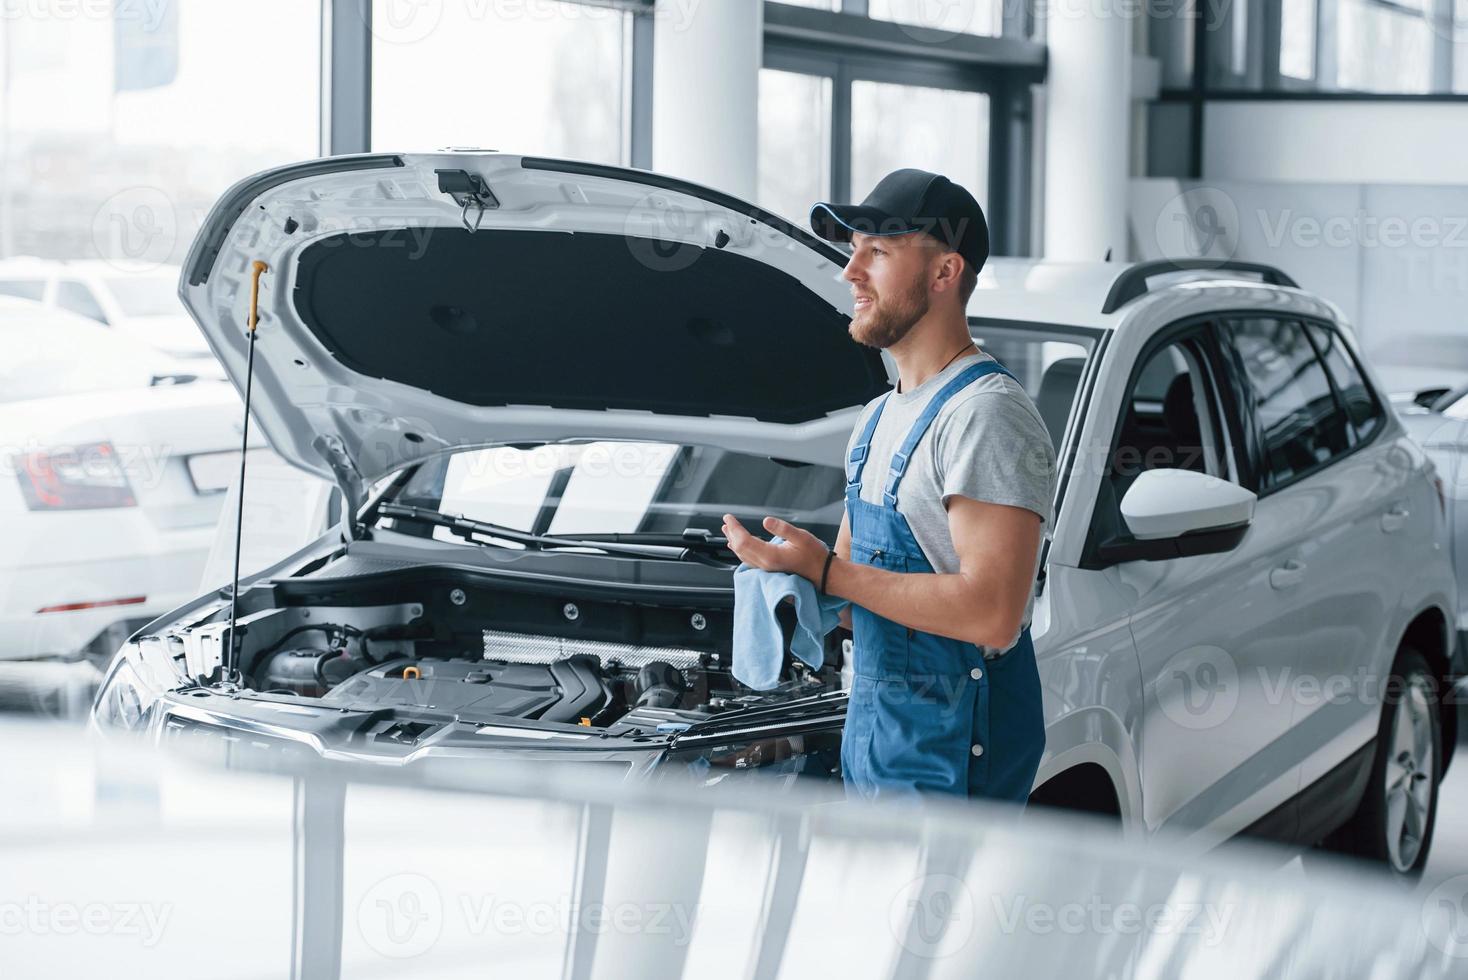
[0,525,213,660]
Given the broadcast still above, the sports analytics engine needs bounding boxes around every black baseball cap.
[809,168,989,275]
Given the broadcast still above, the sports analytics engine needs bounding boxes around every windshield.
[380,323,1099,547]
[388,442,848,547]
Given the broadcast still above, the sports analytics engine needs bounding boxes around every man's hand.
[721,514,829,583]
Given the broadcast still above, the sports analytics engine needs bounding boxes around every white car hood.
[179,152,887,513]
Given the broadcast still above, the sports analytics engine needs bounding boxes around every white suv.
[91,153,1456,880]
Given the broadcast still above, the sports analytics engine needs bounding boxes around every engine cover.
[323,654,612,724]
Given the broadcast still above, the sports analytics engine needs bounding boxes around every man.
[722,169,1055,803]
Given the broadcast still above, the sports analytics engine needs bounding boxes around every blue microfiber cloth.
[732,537,850,691]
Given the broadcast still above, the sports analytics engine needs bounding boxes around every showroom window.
[760,6,1040,254]
[850,80,989,210]
[757,68,834,223]
[869,0,1001,36]
[0,2,320,269]
[1279,0,1318,80]
[1153,0,1468,94]
[369,0,630,163]
[1335,0,1434,93]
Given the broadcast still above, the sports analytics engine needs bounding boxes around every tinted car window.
[1303,321,1384,444]
[1226,317,1351,490]
[56,280,108,323]
[0,279,46,302]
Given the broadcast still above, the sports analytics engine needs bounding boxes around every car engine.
[222,570,844,736]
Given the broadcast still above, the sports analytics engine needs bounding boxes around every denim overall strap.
[880,359,1017,508]
[846,391,892,500]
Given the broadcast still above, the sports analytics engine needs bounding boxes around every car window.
[1225,317,1352,492]
[56,280,108,323]
[1303,321,1385,444]
[0,315,175,401]
[0,279,46,302]
[1092,328,1235,544]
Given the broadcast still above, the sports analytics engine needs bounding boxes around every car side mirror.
[1098,469,1256,564]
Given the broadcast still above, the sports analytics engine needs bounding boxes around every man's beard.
[849,278,930,349]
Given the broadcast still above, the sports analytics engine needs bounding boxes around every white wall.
[1130,177,1468,358]
[1203,102,1468,186]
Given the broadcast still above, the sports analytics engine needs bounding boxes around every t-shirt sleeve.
[934,390,1057,525]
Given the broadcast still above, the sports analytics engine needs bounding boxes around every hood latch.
[436,169,499,233]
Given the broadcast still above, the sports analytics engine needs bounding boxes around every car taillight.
[15,441,136,510]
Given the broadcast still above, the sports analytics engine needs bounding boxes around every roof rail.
[1101,259,1299,314]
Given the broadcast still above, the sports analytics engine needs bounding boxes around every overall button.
[970,667,983,680]
[971,744,985,757]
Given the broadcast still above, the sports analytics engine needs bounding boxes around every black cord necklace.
[897,342,979,394]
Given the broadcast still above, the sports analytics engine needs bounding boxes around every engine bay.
[188,562,848,738]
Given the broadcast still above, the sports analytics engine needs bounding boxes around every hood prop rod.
[223,259,269,686]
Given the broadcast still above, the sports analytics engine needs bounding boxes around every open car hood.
[179,152,888,519]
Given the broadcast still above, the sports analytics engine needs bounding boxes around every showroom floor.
[1418,679,1468,893]
[6,669,1467,893]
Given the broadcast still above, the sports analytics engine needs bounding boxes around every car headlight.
[91,641,179,732]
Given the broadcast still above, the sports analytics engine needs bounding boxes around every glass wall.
[850,80,989,208]
[1151,0,1468,94]
[0,2,320,269]
[757,68,833,223]
[369,0,629,163]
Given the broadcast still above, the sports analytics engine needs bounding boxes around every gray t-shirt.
[844,350,1057,657]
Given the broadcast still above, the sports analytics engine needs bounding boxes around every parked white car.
[92,153,1456,882]
[0,257,218,368]
[0,299,259,662]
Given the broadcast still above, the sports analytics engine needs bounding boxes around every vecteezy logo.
[91,186,178,271]
[622,192,706,274]
[366,0,443,45]
[1152,186,1240,265]
[889,873,975,959]
[1155,645,1240,730]
[1423,874,1468,958]
[357,873,443,959]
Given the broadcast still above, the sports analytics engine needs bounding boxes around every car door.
[1087,318,1306,843]
[1227,317,1421,793]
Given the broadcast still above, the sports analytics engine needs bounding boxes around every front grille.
[481,629,704,671]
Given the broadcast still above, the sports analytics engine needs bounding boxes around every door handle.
[1269,559,1306,590]
[1381,505,1409,534]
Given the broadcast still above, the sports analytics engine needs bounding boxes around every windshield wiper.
[377,503,737,568]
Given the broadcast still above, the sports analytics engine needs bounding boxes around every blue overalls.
[839,360,1047,803]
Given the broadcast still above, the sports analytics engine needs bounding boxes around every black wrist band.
[819,549,836,595]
